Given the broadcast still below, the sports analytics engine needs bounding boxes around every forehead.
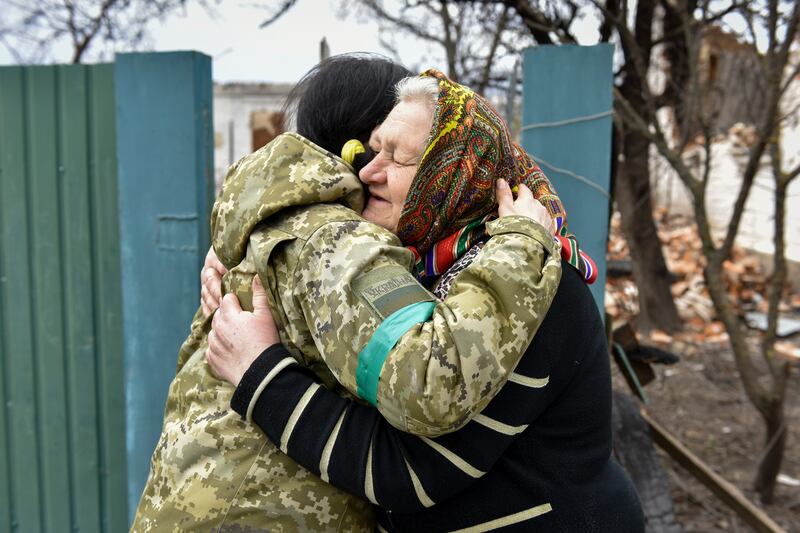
[373,101,433,148]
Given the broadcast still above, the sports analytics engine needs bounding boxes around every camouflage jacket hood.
[211,132,365,268]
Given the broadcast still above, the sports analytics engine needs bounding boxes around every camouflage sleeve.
[292,215,561,437]
[230,342,553,513]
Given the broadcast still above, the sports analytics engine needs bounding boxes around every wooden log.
[641,409,787,533]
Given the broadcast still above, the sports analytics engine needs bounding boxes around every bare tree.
[610,0,800,503]
[0,0,221,64]
[603,0,685,334]
[342,0,539,93]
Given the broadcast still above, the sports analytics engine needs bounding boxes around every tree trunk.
[615,124,683,333]
[702,253,789,504]
[753,161,791,505]
[753,401,787,504]
[614,0,682,333]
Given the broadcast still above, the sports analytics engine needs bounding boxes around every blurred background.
[0,1,798,531]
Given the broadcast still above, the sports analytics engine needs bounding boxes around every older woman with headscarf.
[208,70,643,532]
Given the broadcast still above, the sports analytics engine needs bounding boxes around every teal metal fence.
[0,52,213,532]
[0,63,127,532]
[521,44,615,311]
[115,52,214,522]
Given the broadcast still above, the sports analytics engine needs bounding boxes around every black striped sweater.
[231,262,645,532]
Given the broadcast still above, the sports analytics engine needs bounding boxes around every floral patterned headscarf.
[396,69,597,283]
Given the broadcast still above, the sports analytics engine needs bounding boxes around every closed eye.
[393,153,419,167]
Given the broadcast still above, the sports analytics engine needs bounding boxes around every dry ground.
[612,340,799,532]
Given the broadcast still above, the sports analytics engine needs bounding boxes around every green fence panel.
[59,63,102,533]
[0,65,44,533]
[114,51,214,522]
[29,65,73,533]
[0,63,127,532]
[521,44,614,311]
[88,64,129,533]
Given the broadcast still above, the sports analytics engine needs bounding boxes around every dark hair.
[285,53,411,172]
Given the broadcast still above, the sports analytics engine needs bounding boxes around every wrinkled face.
[359,100,434,234]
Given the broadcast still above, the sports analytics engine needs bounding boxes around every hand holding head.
[496,180,555,235]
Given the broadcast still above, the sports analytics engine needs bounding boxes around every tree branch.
[353,0,445,45]
[258,0,298,28]
[501,0,558,44]
[71,0,119,63]
[477,4,509,93]
[717,0,799,260]
[763,136,787,376]
[439,0,458,79]
[598,0,619,43]
[785,161,800,183]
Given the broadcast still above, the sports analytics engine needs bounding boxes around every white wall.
[649,76,800,264]
[213,84,292,191]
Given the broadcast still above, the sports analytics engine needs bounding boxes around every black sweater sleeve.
[231,340,561,513]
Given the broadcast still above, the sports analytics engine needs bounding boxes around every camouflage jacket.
[132,133,561,532]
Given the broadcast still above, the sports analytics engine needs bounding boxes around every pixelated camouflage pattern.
[132,134,374,532]
[132,131,561,531]
[288,213,561,437]
[379,216,561,435]
[133,343,374,533]
[210,133,365,270]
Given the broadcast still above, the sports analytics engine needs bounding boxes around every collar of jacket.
[211,132,365,268]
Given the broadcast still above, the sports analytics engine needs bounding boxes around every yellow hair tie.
[511,185,519,194]
[341,139,365,166]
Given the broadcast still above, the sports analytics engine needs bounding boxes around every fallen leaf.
[671,281,689,297]
[723,260,745,274]
[707,333,730,343]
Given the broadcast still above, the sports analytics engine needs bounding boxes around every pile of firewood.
[605,209,800,351]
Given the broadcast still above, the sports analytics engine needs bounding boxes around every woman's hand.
[201,247,228,318]
[496,179,555,236]
[207,276,281,386]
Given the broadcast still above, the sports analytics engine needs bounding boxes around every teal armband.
[356,301,436,406]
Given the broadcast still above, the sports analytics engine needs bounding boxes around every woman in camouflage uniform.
[209,71,644,532]
[132,55,562,532]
